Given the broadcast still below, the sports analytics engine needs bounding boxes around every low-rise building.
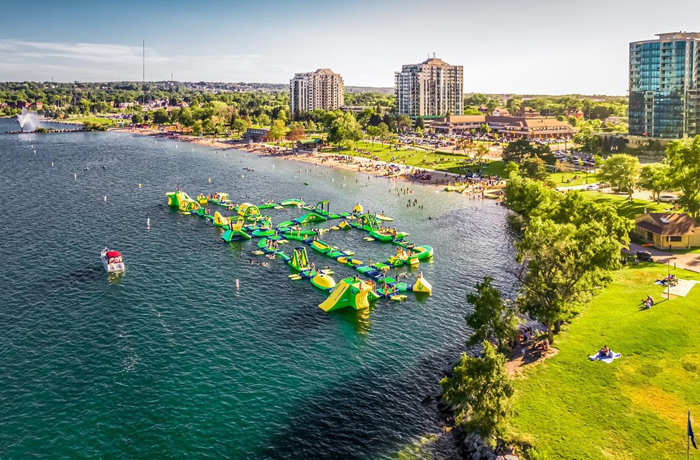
[30,101,43,110]
[517,106,540,118]
[243,127,270,143]
[296,138,324,152]
[430,115,486,135]
[635,213,700,249]
[430,114,574,139]
[497,117,575,139]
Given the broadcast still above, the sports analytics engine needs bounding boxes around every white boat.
[101,248,125,273]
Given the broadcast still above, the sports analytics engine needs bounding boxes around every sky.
[2,0,700,95]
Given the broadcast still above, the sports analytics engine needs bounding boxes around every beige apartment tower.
[395,57,464,117]
[290,69,345,116]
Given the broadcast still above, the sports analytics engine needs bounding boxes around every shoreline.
[112,127,506,197]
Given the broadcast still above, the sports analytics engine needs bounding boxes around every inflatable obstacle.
[213,211,229,228]
[236,203,261,221]
[168,192,435,312]
[319,277,377,312]
[221,217,251,241]
[167,191,201,213]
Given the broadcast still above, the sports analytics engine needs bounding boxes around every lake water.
[0,118,518,459]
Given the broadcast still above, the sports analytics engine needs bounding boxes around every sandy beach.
[112,127,505,198]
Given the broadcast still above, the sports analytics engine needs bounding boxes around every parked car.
[637,250,653,262]
[659,194,677,203]
[585,184,600,191]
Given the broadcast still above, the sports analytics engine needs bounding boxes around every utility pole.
[142,40,146,105]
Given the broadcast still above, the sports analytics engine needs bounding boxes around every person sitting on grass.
[599,345,611,358]
[644,295,654,309]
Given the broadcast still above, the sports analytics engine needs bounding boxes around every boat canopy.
[106,250,121,258]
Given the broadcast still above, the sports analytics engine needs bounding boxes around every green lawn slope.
[510,264,700,459]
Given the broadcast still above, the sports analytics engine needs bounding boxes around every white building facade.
[395,57,463,117]
[290,69,345,116]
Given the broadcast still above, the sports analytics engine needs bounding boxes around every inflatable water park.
[166,191,433,313]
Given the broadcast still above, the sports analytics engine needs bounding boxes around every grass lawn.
[66,115,115,126]
[510,263,700,460]
[549,171,599,187]
[578,191,669,221]
[325,141,505,176]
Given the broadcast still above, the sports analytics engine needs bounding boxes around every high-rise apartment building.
[395,57,463,117]
[290,69,344,116]
[629,32,700,138]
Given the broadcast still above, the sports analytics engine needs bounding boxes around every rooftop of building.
[292,69,342,78]
[438,115,486,124]
[632,32,700,45]
[420,57,450,66]
[656,32,700,40]
[636,213,700,235]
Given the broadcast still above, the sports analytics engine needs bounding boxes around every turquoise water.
[0,118,518,459]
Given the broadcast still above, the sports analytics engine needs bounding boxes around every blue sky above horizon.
[2,0,700,95]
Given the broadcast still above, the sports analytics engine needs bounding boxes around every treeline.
[0,81,291,120]
[464,93,627,120]
[440,136,700,456]
[596,141,700,218]
[440,151,636,457]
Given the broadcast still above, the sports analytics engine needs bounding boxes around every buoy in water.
[236,279,240,290]
[147,218,151,229]
[208,178,212,183]
[138,183,142,188]
[51,163,54,167]
[74,173,77,179]
[104,196,107,202]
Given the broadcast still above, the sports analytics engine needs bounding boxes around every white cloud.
[0,39,267,82]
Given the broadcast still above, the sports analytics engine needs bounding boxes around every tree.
[520,156,549,182]
[257,113,271,126]
[397,115,412,132]
[152,108,169,125]
[414,117,425,130]
[555,159,574,183]
[465,277,519,353]
[268,118,286,142]
[599,154,641,199]
[503,139,535,163]
[322,110,341,131]
[639,163,671,203]
[516,216,625,342]
[285,124,305,142]
[377,122,389,147]
[232,118,250,136]
[440,343,513,443]
[328,112,363,149]
[474,143,490,163]
[666,136,700,219]
[506,97,522,116]
[366,125,380,146]
[504,161,520,178]
[192,120,203,136]
[131,113,143,125]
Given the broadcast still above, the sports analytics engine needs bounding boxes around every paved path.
[628,243,700,273]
